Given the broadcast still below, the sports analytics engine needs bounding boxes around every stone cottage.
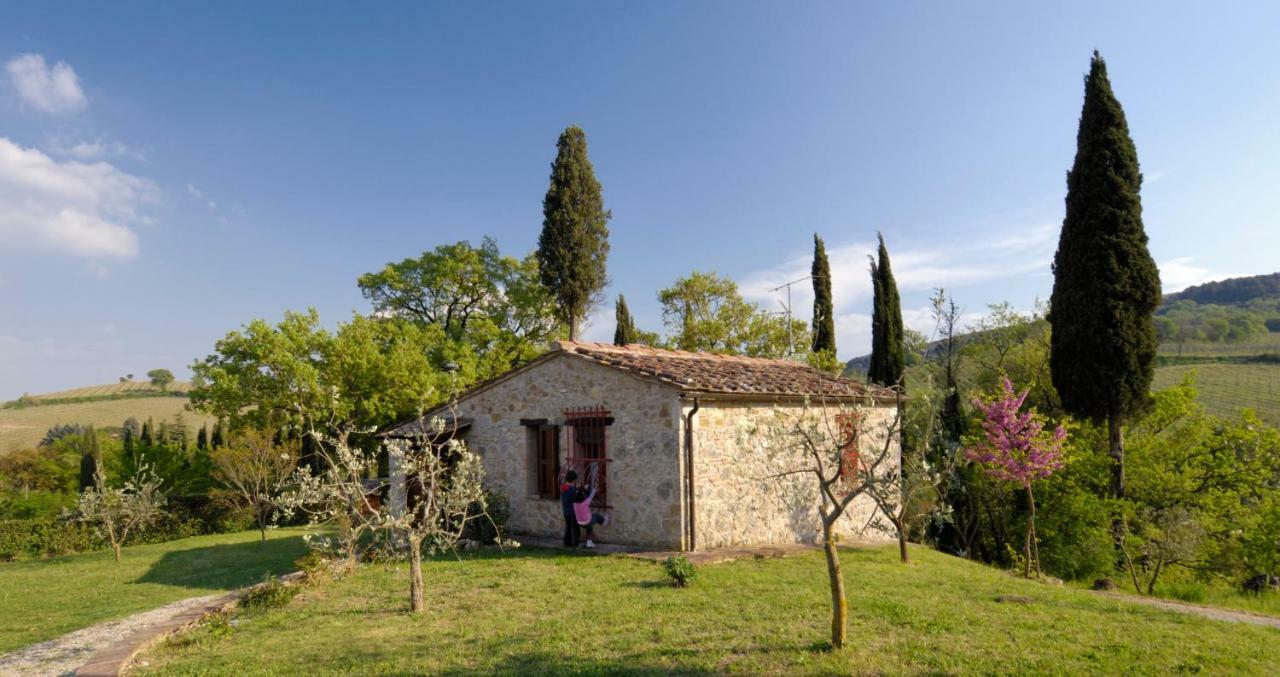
[385,341,901,551]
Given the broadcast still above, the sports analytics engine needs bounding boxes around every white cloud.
[1159,257,1236,294]
[5,54,87,114]
[0,137,157,258]
[46,136,133,161]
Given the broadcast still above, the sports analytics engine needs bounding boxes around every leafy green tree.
[536,126,611,340]
[190,310,446,452]
[658,271,808,358]
[1048,52,1161,498]
[867,234,904,388]
[613,295,639,345]
[811,234,836,358]
[147,368,175,391]
[358,237,561,377]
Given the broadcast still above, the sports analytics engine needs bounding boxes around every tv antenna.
[767,274,817,357]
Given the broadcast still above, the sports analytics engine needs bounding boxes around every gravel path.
[1099,591,1280,629]
[0,593,227,677]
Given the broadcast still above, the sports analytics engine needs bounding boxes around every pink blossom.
[963,377,1066,488]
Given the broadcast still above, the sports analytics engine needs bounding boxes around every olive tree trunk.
[408,536,426,613]
[821,518,847,649]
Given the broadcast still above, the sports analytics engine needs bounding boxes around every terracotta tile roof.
[553,341,897,400]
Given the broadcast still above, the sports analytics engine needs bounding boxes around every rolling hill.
[0,382,210,455]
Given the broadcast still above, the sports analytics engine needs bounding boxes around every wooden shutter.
[537,425,560,499]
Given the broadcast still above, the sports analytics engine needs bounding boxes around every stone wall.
[409,353,686,549]
[686,399,899,550]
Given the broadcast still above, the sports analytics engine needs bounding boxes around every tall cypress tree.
[614,295,638,345]
[537,125,611,340]
[1049,52,1160,499]
[867,233,905,388]
[79,425,99,492]
[811,234,836,356]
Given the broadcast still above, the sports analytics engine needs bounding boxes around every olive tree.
[66,463,165,563]
[745,400,902,650]
[211,429,299,543]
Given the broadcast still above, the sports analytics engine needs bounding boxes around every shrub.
[239,576,299,612]
[462,490,510,545]
[662,555,697,588]
[0,518,101,560]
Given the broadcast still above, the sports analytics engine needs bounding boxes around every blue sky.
[2,1,1278,398]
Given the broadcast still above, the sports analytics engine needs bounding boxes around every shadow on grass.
[434,651,718,676]
[136,535,309,590]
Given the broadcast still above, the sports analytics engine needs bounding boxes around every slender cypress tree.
[867,233,905,388]
[79,425,99,491]
[811,234,836,356]
[196,424,209,451]
[211,419,225,449]
[537,126,611,340]
[614,295,638,345]
[141,418,154,446]
[1049,52,1160,499]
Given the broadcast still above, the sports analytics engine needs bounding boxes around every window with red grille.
[564,406,612,510]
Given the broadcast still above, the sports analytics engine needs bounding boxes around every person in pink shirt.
[572,470,609,548]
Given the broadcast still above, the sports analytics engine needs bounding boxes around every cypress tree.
[211,419,225,449]
[537,125,611,340]
[811,234,836,355]
[1048,52,1160,499]
[79,426,99,491]
[867,233,905,388]
[614,295,638,345]
[141,418,154,446]
[196,424,208,451]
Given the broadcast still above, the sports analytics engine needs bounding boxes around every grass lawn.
[139,545,1280,675]
[0,528,310,654]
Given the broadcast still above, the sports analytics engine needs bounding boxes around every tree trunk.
[821,520,847,649]
[1025,484,1040,578]
[1107,415,1125,499]
[112,541,121,563]
[408,537,425,613]
[258,505,268,543]
[568,310,578,341]
[894,516,909,564]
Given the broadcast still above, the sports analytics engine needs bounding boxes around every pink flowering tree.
[964,377,1067,578]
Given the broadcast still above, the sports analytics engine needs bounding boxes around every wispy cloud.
[5,54,87,114]
[46,136,139,162]
[0,137,158,258]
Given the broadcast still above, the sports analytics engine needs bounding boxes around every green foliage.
[658,271,808,357]
[1163,272,1280,307]
[962,303,1056,412]
[1156,300,1271,351]
[868,233,904,388]
[147,368,176,391]
[189,310,446,439]
[613,295,639,345]
[357,237,561,378]
[0,517,101,560]
[536,125,611,340]
[661,554,697,587]
[1048,52,1161,430]
[240,576,300,613]
[810,234,836,355]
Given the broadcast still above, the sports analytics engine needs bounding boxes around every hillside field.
[1152,363,1280,427]
[11,380,193,403]
[0,387,210,454]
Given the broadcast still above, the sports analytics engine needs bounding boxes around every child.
[560,470,579,548]
[572,470,610,548]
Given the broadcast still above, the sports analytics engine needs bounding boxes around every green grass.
[0,528,310,653]
[0,394,209,455]
[1152,363,1280,426]
[138,545,1280,675]
[1158,332,1280,358]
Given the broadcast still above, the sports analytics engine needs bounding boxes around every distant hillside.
[1163,272,1280,307]
[0,381,208,455]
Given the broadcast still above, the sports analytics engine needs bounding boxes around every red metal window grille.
[836,411,862,482]
[563,406,613,510]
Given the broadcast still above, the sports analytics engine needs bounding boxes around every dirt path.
[1099,591,1280,629]
[0,593,228,677]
